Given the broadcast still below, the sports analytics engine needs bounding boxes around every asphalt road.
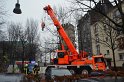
[0,73,35,82]
[73,76,124,82]
[40,75,124,82]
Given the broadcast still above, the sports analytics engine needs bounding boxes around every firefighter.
[33,63,40,75]
[24,64,28,75]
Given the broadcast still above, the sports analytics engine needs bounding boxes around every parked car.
[45,67,72,81]
[0,73,34,82]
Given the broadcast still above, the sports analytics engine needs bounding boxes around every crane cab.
[92,55,106,71]
[52,50,69,65]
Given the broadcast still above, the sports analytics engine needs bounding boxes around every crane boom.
[43,5,107,74]
[44,5,78,58]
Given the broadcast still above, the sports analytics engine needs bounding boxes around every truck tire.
[67,66,77,74]
[80,66,92,75]
[81,69,89,75]
[69,69,75,74]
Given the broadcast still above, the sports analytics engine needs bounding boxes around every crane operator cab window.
[53,52,65,58]
[53,51,64,64]
[95,57,104,63]
[58,52,64,58]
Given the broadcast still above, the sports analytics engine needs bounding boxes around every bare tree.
[71,0,124,34]
[53,6,69,24]
[0,0,11,72]
[92,18,119,70]
[42,6,78,64]
[0,0,6,27]
[7,22,28,73]
[25,19,39,62]
[7,22,21,73]
[42,38,58,65]
[0,31,8,72]
[42,6,67,51]
[0,0,7,41]
[0,41,9,72]
[6,18,41,73]
[18,25,27,73]
[53,6,77,50]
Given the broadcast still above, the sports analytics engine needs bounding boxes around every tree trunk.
[22,46,25,73]
[12,54,15,73]
[112,49,117,71]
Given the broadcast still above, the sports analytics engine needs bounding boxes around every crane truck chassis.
[43,5,107,75]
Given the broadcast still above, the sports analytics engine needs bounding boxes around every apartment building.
[77,13,92,56]
[77,0,112,56]
[62,23,76,50]
[91,2,124,67]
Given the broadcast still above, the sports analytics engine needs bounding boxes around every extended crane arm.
[43,5,78,58]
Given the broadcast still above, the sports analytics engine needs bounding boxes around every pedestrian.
[28,63,34,74]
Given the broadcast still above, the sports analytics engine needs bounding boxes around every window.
[117,37,124,50]
[117,30,123,36]
[96,45,100,55]
[96,37,99,43]
[94,24,98,33]
[95,34,99,43]
[105,37,108,42]
[106,50,110,55]
[52,69,72,76]
[119,53,124,60]
[84,39,86,42]
[58,52,64,58]
[104,24,107,31]
[83,26,86,31]
[95,57,104,63]
[103,24,109,31]
[113,10,121,21]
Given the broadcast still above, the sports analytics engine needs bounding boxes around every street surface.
[40,73,124,82]
[75,76,124,82]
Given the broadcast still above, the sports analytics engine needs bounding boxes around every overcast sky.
[5,0,70,23]
[4,0,71,43]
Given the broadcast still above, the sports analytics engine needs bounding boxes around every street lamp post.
[13,0,22,14]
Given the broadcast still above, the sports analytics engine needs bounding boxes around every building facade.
[62,23,76,50]
[77,13,92,56]
[77,0,124,67]
[77,0,113,56]
[91,1,124,67]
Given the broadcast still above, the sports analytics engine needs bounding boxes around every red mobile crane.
[43,5,107,74]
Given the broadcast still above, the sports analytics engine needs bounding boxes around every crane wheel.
[69,69,75,74]
[81,69,89,75]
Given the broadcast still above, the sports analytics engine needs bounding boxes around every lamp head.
[13,3,22,14]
